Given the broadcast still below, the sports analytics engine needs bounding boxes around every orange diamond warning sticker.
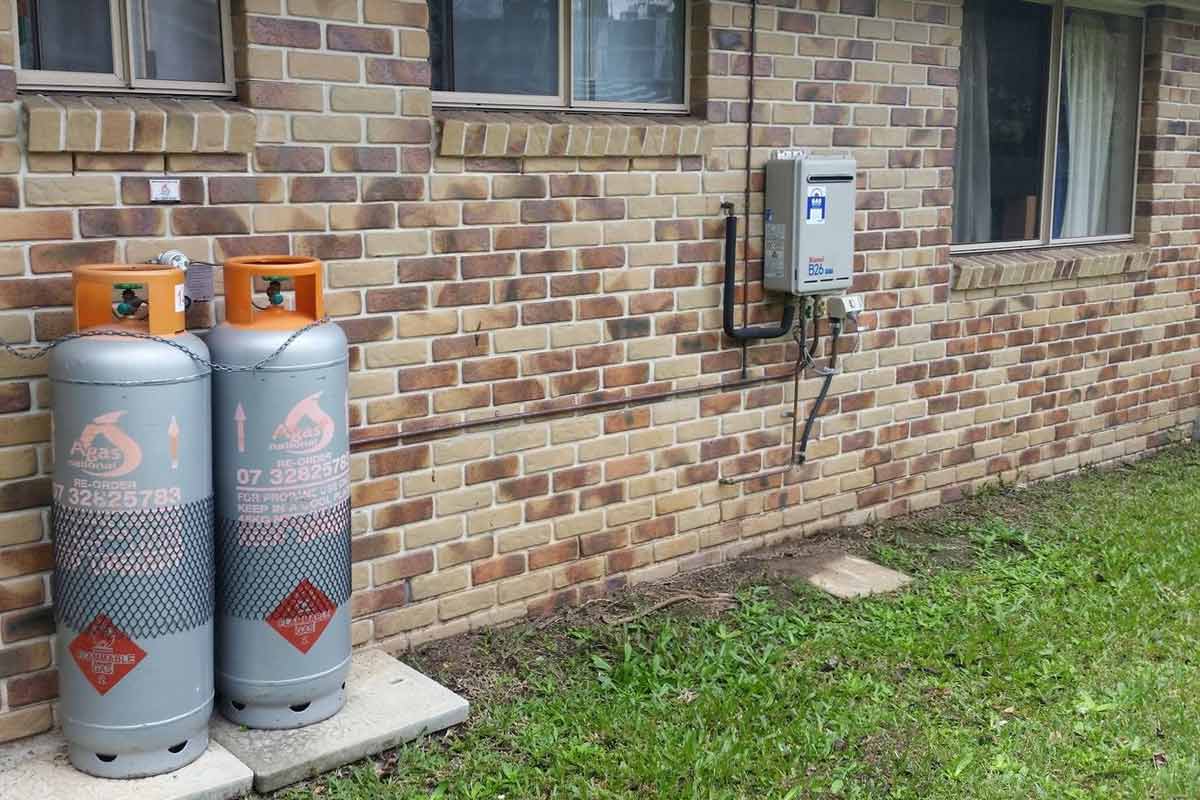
[68,615,146,695]
[267,579,335,654]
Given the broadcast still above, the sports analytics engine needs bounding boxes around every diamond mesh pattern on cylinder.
[52,497,215,639]
[216,499,351,620]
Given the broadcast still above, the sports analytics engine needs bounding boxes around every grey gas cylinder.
[209,255,351,730]
[50,264,213,778]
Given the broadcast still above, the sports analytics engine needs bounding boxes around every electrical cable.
[740,0,759,378]
[796,318,841,465]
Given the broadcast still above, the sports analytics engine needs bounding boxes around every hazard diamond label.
[267,579,335,654]
[68,615,146,695]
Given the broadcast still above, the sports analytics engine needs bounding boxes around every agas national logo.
[68,411,143,478]
[272,393,335,454]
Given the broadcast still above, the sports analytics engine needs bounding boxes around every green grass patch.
[284,447,1200,799]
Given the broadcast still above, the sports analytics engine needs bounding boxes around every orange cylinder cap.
[73,264,186,337]
[223,255,324,330]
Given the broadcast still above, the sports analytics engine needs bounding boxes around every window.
[429,0,688,112]
[953,0,1143,250]
[16,0,234,95]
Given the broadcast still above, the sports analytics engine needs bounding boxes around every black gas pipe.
[721,202,794,341]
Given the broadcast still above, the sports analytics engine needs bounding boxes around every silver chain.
[0,318,333,373]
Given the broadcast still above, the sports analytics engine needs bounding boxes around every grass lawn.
[284,445,1200,799]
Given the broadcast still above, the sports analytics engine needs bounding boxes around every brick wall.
[0,0,1196,743]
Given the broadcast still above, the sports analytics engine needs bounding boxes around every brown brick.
[172,207,251,236]
[432,334,489,361]
[207,176,284,204]
[368,117,431,144]
[339,316,393,344]
[28,240,115,275]
[550,175,600,197]
[579,246,625,268]
[434,281,490,307]
[363,176,424,201]
[472,554,525,585]
[248,15,321,47]
[497,474,549,502]
[493,378,544,405]
[255,145,326,173]
[463,357,518,383]
[329,24,394,53]
[374,549,435,584]
[0,641,51,679]
[0,278,72,310]
[396,363,457,392]
[0,576,43,613]
[332,203,395,230]
[460,253,516,279]
[215,235,291,260]
[331,146,397,172]
[522,200,573,223]
[365,57,431,86]
[295,234,363,260]
[574,198,624,221]
[366,286,427,313]
[0,384,30,414]
[530,539,579,570]
[0,211,73,242]
[398,256,456,282]
[369,444,431,476]
[241,80,324,111]
[6,670,57,707]
[373,497,433,528]
[288,176,356,203]
[365,0,428,26]
[0,704,52,744]
[431,176,488,200]
[494,175,547,198]
[1,606,52,642]
[433,228,489,253]
[0,178,18,208]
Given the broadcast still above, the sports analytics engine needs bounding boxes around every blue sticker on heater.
[806,186,827,225]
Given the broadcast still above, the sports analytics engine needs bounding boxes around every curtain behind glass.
[431,0,559,97]
[130,0,224,84]
[18,0,113,74]
[1055,10,1141,239]
[572,0,685,105]
[953,0,992,245]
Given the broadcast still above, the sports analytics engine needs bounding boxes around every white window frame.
[951,0,1147,255]
[15,0,236,96]
[432,0,690,115]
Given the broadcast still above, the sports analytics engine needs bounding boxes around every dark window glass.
[429,0,559,97]
[953,0,1053,245]
[572,0,686,105]
[18,0,114,74]
[1051,9,1141,239]
[130,0,225,84]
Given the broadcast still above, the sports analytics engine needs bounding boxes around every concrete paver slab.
[0,731,252,800]
[210,650,469,793]
[807,554,913,599]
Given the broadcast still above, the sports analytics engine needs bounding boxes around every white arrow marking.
[234,403,246,453]
[168,416,180,469]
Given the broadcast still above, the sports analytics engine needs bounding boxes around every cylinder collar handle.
[73,264,185,336]
[223,255,324,327]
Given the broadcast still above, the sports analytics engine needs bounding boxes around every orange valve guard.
[73,264,187,337]
[223,255,324,331]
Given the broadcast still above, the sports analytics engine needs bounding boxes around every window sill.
[435,110,711,160]
[21,94,255,155]
[951,243,1154,291]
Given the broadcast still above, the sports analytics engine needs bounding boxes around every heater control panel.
[764,153,856,295]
